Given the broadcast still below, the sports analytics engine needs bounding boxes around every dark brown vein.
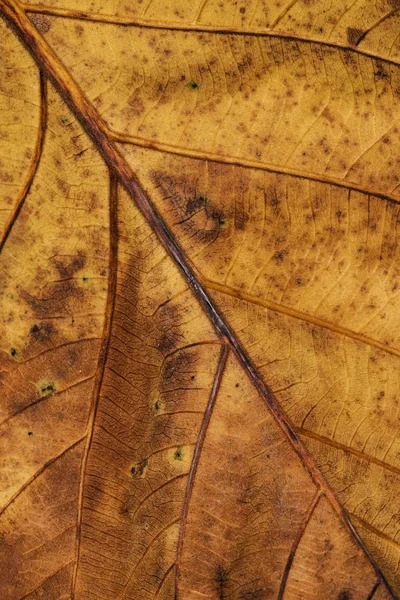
[175,342,228,599]
[71,172,118,597]
[155,563,175,598]
[297,427,400,478]
[0,70,47,254]
[0,3,395,596]
[13,337,100,365]
[367,581,382,600]
[277,490,321,600]
[202,278,400,358]
[20,4,400,70]
[0,436,85,516]
[0,374,95,428]
[117,519,181,599]
[113,131,400,207]
[350,513,400,552]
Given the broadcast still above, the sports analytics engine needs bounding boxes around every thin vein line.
[297,427,400,478]
[112,131,400,206]
[356,7,400,47]
[155,563,175,598]
[277,490,321,600]
[351,513,400,552]
[20,3,400,69]
[0,375,95,428]
[175,342,228,599]
[0,5,395,596]
[0,71,47,253]
[367,581,382,600]
[202,278,400,357]
[71,173,118,597]
[0,437,85,516]
[19,559,74,600]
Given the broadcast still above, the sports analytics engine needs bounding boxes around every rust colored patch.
[29,13,51,33]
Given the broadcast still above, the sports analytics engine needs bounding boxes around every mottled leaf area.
[1,0,400,598]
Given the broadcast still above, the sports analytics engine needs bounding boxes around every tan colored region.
[38,18,400,198]
[121,146,400,349]
[22,0,400,63]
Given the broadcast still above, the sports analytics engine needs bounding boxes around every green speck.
[40,381,56,396]
[154,399,161,412]
[187,81,199,90]
[10,347,19,359]
[61,115,71,125]
[174,446,184,461]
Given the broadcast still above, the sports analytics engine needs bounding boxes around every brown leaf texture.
[0,0,400,598]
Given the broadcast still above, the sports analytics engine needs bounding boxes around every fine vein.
[0,71,47,253]
[202,278,400,358]
[277,490,321,599]
[20,3,400,71]
[175,342,228,599]
[112,131,400,207]
[71,173,118,596]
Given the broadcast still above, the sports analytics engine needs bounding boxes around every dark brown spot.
[186,194,207,216]
[347,28,363,46]
[29,323,55,342]
[375,62,389,80]
[216,565,229,600]
[273,250,286,264]
[53,251,86,278]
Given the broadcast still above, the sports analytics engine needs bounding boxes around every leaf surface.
[0,0,400,598]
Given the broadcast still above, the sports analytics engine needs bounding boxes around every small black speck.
[41,382,55,395]
[131,458,148,477]
[28,431,33,436]
[10,347,18,358]
[187,81,199,90]
[174,447,184,461]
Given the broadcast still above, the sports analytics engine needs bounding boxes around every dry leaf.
[0,0,400,598]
